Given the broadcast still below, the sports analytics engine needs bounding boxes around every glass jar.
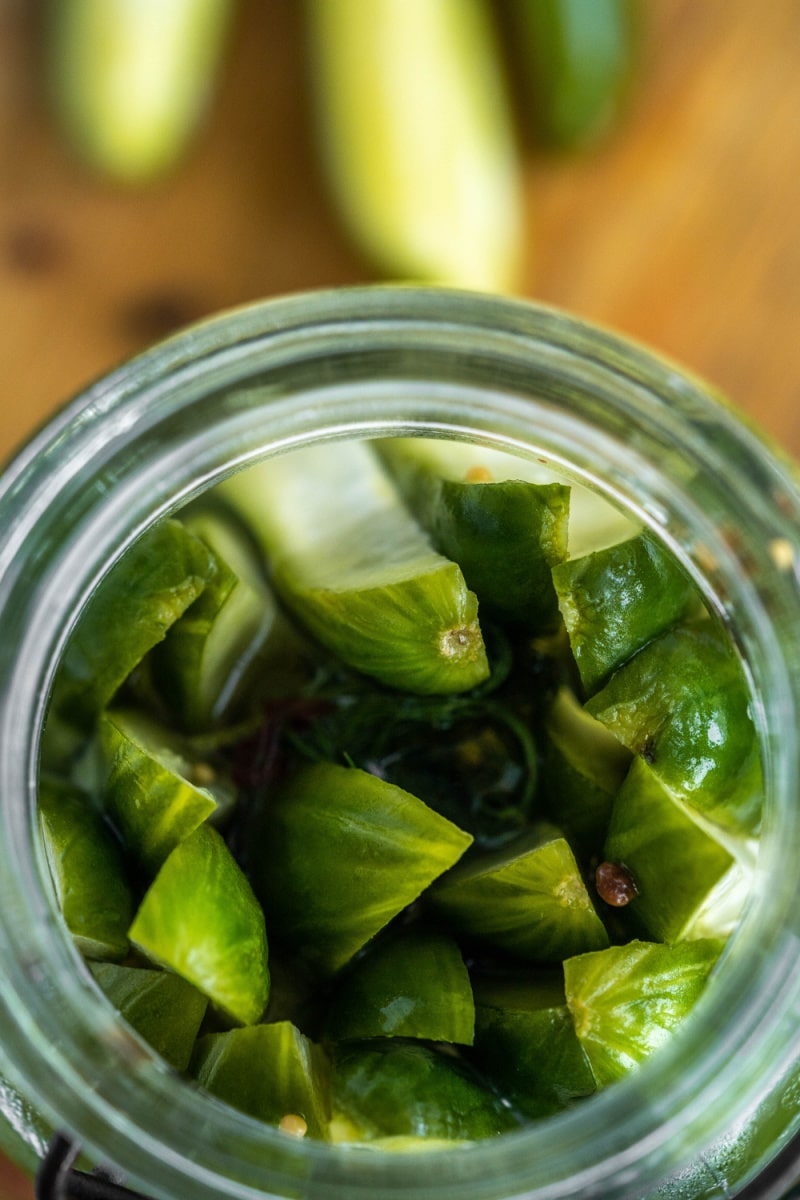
[0,286,799,1200]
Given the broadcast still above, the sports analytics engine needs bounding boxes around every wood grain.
[1,1,798,1195]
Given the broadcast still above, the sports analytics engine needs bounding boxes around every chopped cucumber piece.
[552,529,699,695]
[154,507,306,731]
[190,1021,330,1140]
[98,708,235,873]
[329,1040,520,1143]
[218,441,489,695]
[250,762,473,977]
[376,437,570,631]
[129,824,270,1026]
[586,619,763,835]
[603,758,749,943]
[325,930,474,1045]
[564,938,725,1086]
[38,776,133,961]
[539,685,631,857]
[90,962,208,1072]
[429,825,609,961]
[472,974,596,1117]
[49,519,214,732]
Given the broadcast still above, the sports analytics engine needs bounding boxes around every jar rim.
[1,286,799,1200]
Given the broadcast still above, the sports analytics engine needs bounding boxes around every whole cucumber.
[501,0,638,149]
[46,0,235,182]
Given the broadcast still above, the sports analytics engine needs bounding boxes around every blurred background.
[1,0,799,1194]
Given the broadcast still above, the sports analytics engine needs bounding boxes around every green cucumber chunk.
[49,518,214,732]
[564,937,725,1086]
[154,506,306,731]
[586,619,763,835]
[38,776,133,961]
[190,1021,330,1139]
[329,1040,520,1143]
[603,758,749,943]
[539,685,631,857]
[217,441,489,695]
[552,529,699,696]
[129,824,269,1026]
[90,962,208,1072]
[428,825,609,961]
[325,930,475,1045]
[472,974,596,1118]
[98,708,235,873]
[249,761,473,977]
[376,437,570,631]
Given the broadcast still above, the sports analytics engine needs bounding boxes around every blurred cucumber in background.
[43,0,639,283]
[304,0,524,293]
[499,0,638,149]
[45,0,235,183]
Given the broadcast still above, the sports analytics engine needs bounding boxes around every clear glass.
[0,286,799,1200]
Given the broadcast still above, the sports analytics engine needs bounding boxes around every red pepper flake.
[595,861,639,907]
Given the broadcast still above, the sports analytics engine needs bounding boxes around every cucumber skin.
[378,438,570,631]
[586,620,763,835]
[552,530,699,697]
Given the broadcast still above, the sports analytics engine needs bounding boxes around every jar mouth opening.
[1,287,799,1199]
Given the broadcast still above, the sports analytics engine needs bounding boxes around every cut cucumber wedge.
[154,506,307,731]
[603,758,749,943]
[217,441,489,695]
[190,1021,330,1139]
[586,619,763,835]
[428,824,609,961]
[564,937,725,1086]
[539,685,631,857]
[90,962,208,1072]
[38,776,133,961]
[249,761,473,976]
[472,973,596,1118]
[376,437,570,631]
[49,519,214,731]
[552,529,699,695]
[98,708,235,873]
[129,824,270,1026]
[325,929,475,1045]
[329,1040,520,1143]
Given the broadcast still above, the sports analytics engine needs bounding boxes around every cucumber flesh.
[190,1021,330,1139]
[129,824,270,1027]
[429,823,609,961]
[248,761,473,977]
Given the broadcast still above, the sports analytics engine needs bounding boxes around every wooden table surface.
[1,1,799,1195]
